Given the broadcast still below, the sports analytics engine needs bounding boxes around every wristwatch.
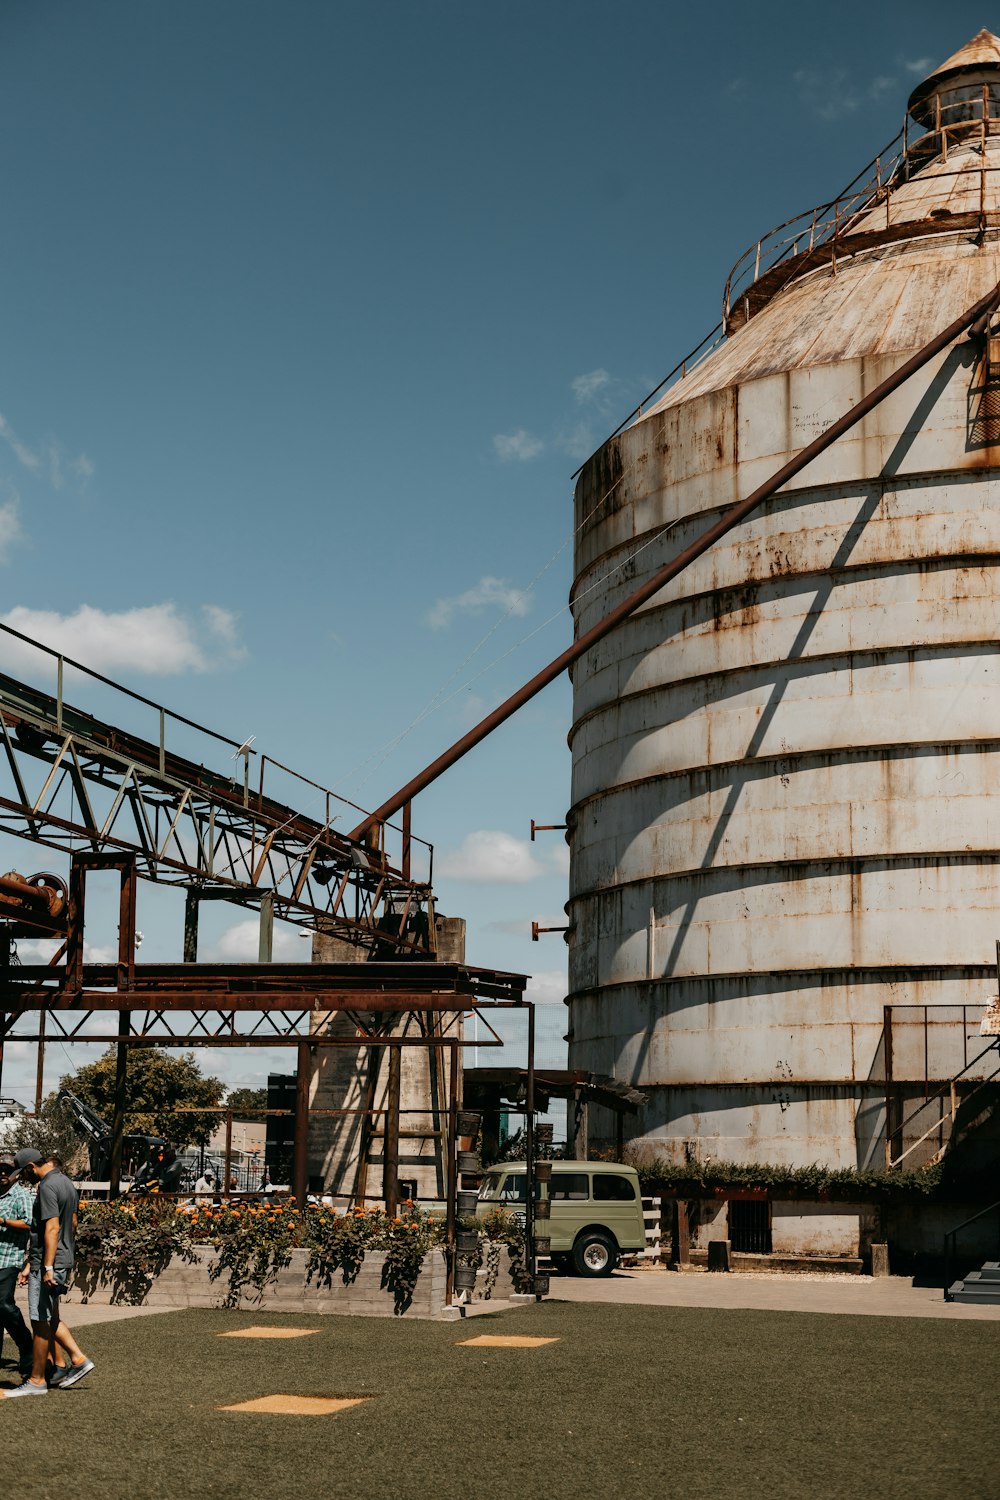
[44,1264,55,1272]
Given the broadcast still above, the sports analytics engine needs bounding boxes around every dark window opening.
[728,1199,772,1253]
[593,1174,637,1202]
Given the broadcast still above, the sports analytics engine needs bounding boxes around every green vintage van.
[476,1160,646,1277]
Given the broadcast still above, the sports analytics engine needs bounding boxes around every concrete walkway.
[548,1265,1000,1320]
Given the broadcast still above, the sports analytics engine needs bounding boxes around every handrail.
[723,128,906,325]
[0,619,431,875]
[943,1197,1000,1301]
[888,1040,1000,1168]
[724,87,1000,330]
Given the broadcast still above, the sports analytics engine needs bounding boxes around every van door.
[591,1172,645,1251]
[547,1169,591,1253]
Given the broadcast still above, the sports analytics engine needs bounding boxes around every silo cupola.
[907,27,1000,143]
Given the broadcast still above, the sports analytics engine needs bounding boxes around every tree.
[5,1095,87,1173]
[225,1086,268,1119]
[58,1049,225,1149]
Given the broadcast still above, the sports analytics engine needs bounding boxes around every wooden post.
[672,1200,690,1267]
[385,1046,401,1215]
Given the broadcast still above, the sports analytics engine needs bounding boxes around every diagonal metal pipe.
[351,278,1000,840]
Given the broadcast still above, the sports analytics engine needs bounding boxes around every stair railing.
[943,1199,1000,1301]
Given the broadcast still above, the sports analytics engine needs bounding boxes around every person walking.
[1,1149,93,1400]
[0,1158,33,1380]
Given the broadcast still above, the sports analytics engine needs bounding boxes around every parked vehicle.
[476,1160,645,1276]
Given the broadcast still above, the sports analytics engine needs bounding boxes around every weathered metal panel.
[567,106,1000,1181]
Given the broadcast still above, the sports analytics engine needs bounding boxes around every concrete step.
[948,1281,1000,1304]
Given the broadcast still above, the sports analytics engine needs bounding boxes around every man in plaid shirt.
[0,1157,33,1378]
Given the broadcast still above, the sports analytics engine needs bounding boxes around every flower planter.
[454,1265,477,1293]
[534,1161,552,1183]
[69,1246,451,1319]
[457,1110,482,1136]
[457,1150,480,1176]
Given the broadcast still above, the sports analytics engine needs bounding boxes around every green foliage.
[59,1048,225,1148]
[224,1087,268,1119]
[303,1203,392,1289]
[493,1127,527,1163]
[632,1155,947,1201]
[75,1199,197,1304]
[76,1197,526,1313]
[197,1200,298,1307]
[4,1095,86,1171]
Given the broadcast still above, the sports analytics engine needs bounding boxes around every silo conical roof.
[908,27,1000,119]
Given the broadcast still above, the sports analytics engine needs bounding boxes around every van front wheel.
[572,1232,618,1278]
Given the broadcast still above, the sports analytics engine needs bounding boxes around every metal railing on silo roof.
[725,87,1000,333]
[723,129,907,330]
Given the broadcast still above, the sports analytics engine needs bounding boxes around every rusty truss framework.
[0,852,529,1236]
[0,625,434,955]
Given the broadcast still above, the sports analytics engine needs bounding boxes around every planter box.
[470,1244,526,1303]
[68,1247,450,1320]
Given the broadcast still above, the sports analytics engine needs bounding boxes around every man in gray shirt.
[1,1150,94,1399]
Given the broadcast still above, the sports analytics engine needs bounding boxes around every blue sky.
[0,0,984,1105]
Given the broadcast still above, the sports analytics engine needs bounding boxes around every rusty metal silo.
[567,32,1000,1183]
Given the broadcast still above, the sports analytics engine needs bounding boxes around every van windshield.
[477,1174,504,1201]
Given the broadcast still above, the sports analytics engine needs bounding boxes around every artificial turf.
[0,1301,995,1500]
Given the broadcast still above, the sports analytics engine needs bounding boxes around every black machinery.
[58,1090,183,1193]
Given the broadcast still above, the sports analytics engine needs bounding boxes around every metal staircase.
[948,1260,1000,1304]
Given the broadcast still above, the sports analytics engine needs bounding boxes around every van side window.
[593,1174,637,1202]
[551,1173,589,1201]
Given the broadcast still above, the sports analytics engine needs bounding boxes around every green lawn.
[1,1301,995,1500]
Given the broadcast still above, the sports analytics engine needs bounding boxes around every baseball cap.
[12,1148,43,1168]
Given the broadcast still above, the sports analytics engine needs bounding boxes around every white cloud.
[572,369,610,404]
[0,602,246,675]
[493,429,543,462]
[0,414,93,491]
[0,412,41,473]
[903,56,933,76]
[556,421,595,463]
[526,969,567,1006]
[14,937,117,963]
[548,843,570,875]
[438,830,546,884]
[212,919,301,962]
[427,575,532,631]
[0,499,22,562]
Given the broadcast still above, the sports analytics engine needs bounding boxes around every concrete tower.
[567,34,1000,1180]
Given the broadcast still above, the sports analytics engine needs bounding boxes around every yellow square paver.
[457,1335,560,1348]
[218,1395,369,1415]
[217,1327,320,1340]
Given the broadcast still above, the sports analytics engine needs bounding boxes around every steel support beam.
[351,277,1000,839]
